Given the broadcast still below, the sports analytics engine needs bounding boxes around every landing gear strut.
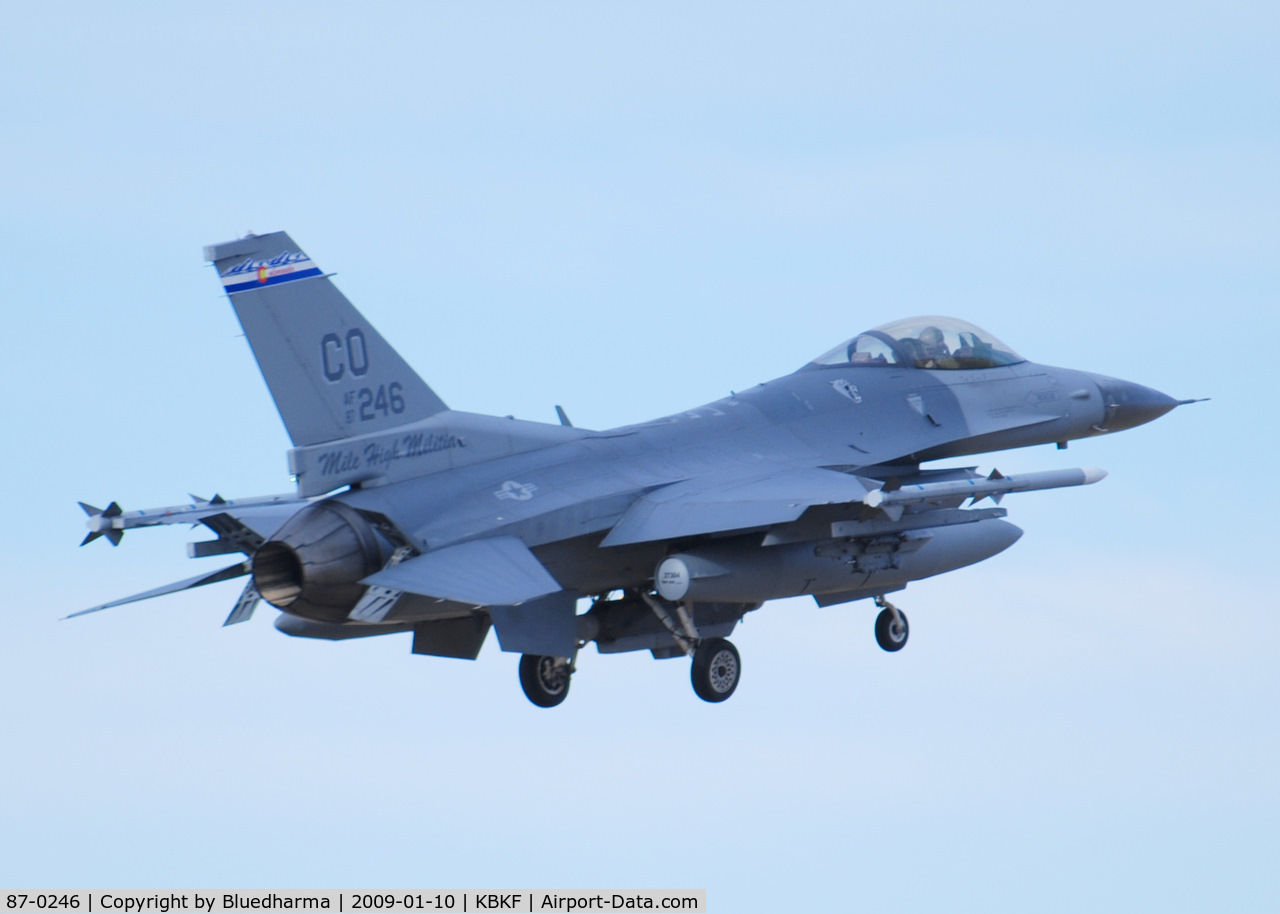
[640,591,743,702]
[519,653,573,707]
[874,596,909,652]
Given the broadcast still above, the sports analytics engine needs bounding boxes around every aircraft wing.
[600,467,871,547]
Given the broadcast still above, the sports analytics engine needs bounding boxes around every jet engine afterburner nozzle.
[252,500,388,623]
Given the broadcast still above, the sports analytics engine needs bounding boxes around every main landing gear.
[691,637,741,702]
[874,595,909,652]
[639,591,743,704]
[517,594,748,707]
[518,653,574,707]
[519,637,743,708]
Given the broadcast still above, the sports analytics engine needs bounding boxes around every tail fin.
[204,232,447,447]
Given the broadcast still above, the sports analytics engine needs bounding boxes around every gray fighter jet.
[75,232,1197,706]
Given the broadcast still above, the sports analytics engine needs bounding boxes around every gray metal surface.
[205,232,448,446]
[76,234,1199,703]
[362,536,564,607]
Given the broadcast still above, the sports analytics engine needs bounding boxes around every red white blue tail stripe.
[219,250,322,293]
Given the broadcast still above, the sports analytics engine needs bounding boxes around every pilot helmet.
[919,326,945,347]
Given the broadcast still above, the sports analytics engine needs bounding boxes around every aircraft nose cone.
[1088,373,1179,432]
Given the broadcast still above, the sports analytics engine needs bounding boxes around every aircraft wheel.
[875,607,909,652]
[691,638,741,703]
[519,654,572,708]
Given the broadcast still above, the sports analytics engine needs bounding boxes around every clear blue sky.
[3,2,1276,910]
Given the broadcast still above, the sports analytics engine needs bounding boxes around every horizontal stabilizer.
[601,467,871,547]
[64,561,250,620]
[361,536,563,608]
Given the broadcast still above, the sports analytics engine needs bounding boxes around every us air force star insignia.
[495,480,537,501]
[831,379,862,403]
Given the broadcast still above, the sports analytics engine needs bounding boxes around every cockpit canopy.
[812,316,1025,371]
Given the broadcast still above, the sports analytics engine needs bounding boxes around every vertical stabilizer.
[205,232,447,446]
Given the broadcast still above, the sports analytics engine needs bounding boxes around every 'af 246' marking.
[342,383,406,423]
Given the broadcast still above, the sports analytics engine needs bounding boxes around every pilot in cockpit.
[812,317,1025,372]
[914,326,951,368]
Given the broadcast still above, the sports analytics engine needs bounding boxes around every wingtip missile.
[79,501,124,546]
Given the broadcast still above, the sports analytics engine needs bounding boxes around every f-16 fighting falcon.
[74,232,1198,707]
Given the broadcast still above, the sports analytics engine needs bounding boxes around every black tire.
[519,654,571,708]
[691,638,741,702]
[874,607,909,652]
